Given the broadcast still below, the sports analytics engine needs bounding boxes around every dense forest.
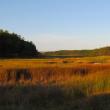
[0,30,39,58]
[44,47,110,57]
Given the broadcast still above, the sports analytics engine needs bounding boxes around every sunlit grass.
[0,57,110,96]
[0,57,110,109]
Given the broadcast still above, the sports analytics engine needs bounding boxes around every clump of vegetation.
[0,29,39,58]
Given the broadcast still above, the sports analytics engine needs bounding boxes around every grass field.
[0,56,110,110]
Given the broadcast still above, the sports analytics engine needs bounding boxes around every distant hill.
[0,30,39,58]
[43,47,110,57]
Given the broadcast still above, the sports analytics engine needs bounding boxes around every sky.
[0,0,110,51]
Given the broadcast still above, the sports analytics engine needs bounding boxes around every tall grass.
[0,58,110,109]
[0,57,110,110]
[0,60,110,95]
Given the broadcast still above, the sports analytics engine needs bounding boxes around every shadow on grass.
[0,85,109,110]
[87,93,110,110]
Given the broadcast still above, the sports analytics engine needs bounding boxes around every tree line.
[44,47,110,57]
[0,30,39,58]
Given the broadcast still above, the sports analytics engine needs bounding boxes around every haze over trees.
[0,29,39,58]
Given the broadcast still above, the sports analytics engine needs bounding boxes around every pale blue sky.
[0,0,110,51]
